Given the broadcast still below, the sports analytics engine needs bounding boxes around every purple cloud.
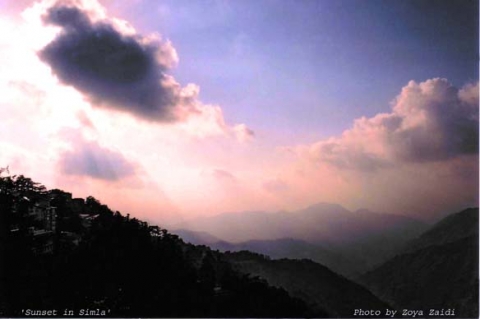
[60,140,135,181]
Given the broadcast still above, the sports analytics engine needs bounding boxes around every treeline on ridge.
[0,172,325,317]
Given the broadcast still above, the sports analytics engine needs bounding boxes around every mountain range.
[2,173,478,317]
[173,202,428,275]
[173,231,359,278]
[175,205,479,317]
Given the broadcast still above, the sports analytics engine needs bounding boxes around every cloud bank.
[304,79,478,171]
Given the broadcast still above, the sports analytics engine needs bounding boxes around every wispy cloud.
[59,131,136,181]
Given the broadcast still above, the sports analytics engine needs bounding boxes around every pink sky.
[0,0,477,225]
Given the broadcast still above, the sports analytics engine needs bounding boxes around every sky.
[0,0,478,224]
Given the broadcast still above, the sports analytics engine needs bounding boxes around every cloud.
[200,168,237,185]
[233,124,255,143]
[76,110,95,129]
[211,168,237,183]
[38,2,192,122]
[36,0,255,140]
[59,136,136,181]
[303,78,478,171]
[262,178,290,194]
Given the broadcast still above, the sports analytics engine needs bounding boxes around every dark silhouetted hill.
[0,173,323,318]
[223,250,390,317]
[402,207,479,253]
[360,208,479,318]
[208,237,358,278]
[172,228,223,245]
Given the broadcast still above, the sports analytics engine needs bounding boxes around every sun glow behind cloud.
[0,0,477,224]
[0,0,257,223]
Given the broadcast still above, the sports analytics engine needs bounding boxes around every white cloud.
[301,78,478,171]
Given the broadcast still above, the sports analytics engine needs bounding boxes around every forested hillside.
[0,172,322,317]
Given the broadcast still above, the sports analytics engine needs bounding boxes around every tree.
[13,175,46,198]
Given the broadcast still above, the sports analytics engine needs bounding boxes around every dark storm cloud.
[39,4,181,122]
[60,140,135,181]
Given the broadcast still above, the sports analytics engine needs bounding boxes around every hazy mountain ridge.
[401,207,478,254]
[175,203,429,274]
[223,250,390,317]
[172,228,223,245]
[173,231,361,278]
[213,238,358,278]
[360,208,479,318]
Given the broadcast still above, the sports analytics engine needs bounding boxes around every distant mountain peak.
[301,202,350,213]
[355,208,372,214]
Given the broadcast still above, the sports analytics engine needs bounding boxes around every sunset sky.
[0,0,478,224]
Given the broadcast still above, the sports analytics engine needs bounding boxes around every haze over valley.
[173,202,429,275]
